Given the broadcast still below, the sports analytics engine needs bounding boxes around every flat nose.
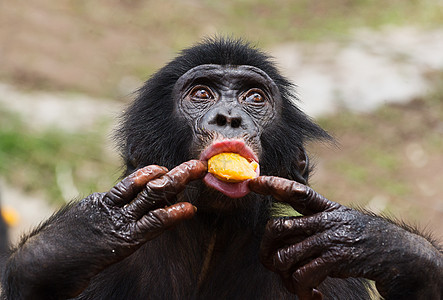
[213,113,242,128]
[200,106,250,138]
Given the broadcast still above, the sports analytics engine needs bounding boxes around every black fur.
[3,38,395,299]
[116,38,331,179]
[0,210,8,272]
[108,38,372,299]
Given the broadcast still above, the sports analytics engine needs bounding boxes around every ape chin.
[1,38,442,300]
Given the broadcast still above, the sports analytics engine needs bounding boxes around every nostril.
[231,118,241,128]
[216,114,227,126]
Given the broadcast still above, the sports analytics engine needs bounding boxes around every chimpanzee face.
[173,64,282,199]
[174,64,281,153]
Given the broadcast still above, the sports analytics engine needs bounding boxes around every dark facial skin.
[171,64,284,211]
[174,64,280,157]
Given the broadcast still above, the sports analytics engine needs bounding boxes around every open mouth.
[199,139,259,198]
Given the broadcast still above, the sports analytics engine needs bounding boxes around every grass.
[0,106,120,204]
[311,71,443,220]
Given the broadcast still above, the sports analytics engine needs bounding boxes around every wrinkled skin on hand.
[249,176,443,300]
[4,160,206,299]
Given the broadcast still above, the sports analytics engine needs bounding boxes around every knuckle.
[258,176,271,185]
[140,186,167,207]
[291,268,303,284]
[89,192,105,201]
[147,175,170,190]
[276,217,297,234]
[122,205,137,220]
[274,248,294,272]
[265,219,284,235]
[263,176,280,191]
[178,160,200,174]
[108,185,126,200]
[144,210,166,229]
[184,159,199,167]
[302,225,315,236]
[118,223,137,243]
[303,186,316,200]
[137,164,165,175]
[145,180,177,204]
[268,176,278,185]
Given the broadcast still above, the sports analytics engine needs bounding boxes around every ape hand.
[3,160,206,299]
[249,176,443,300]
[91,160,206,255]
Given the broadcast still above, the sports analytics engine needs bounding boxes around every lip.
[199,139,259,163]
[200,139,259,198]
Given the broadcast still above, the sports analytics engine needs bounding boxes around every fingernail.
[312,289,323,300]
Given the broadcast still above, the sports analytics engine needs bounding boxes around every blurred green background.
[0,0,442,241]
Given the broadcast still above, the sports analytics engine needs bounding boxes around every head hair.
[116,37,331,180]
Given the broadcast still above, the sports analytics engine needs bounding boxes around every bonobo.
[2,39,442,300]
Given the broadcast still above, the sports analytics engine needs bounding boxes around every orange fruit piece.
[1,206,20,227]
[208,153,258,182]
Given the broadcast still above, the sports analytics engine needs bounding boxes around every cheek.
[177,99,212,128]
[261,105,277,127]
[245,102,276,127]
[246,109,276,140]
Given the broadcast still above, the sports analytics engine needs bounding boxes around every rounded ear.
[296,146,310,183]
[124,143,138,176]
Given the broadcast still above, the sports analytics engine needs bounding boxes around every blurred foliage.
[1,0,443,97]
[314,71,443,217]
[0,107,120,204]
[216,0,443,42]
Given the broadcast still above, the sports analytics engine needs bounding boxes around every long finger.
[249,176,340,215]
[266,234,328,274]
[281,273,323,300]
[135,202,196,241]
[291,256,333,300]
[126,160,206,218]
[260,217,328,270]
[103,165,168,206]
[262,216,328,247]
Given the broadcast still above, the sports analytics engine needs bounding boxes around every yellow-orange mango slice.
[208,153,258,182]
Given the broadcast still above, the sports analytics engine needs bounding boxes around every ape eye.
[189,86,214,101]
[242,89,266,104]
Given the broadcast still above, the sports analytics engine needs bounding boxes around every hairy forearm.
[3,239,93,299]
[374,228,443,300]
[2,198,112,299]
